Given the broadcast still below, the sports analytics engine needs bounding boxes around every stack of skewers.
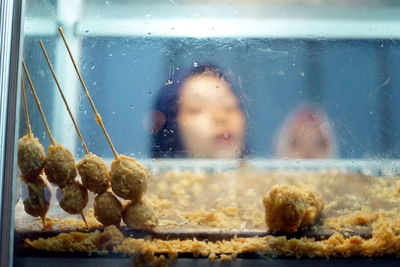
[17,27,158,231]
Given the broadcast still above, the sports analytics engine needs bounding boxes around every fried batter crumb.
[263,185,324,233]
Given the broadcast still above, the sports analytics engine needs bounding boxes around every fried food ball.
[110,155,149,201]
[44,144,77,188]
[94,191,123,226]
[58,181,88,215]
[77,153,110,194]
[21,175,50,227]
[18,134,46,178]
[263,184,324,233]
[122,201,158,230]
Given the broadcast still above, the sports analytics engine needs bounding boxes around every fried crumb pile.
[26,215,400,263]
[16,167,400,262]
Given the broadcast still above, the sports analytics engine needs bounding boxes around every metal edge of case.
[0,0,23,266]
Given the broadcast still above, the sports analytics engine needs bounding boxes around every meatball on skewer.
[94,191,123,226]
[18,78,46,179]
[20,175,51,229]
[123,200,158,230]
[18,77,50,229]
[39,41,120,227]
[39,41,111,194]
[59,27,156,228]
[23,62,77,188]
[22,61,88,226]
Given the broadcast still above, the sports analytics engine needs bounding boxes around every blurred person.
[274,103,337,159]
[148,64,247,158]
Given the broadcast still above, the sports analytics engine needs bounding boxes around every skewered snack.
[22,61,78,188]
[94,191,123,226]
[20,175,50,228]
[58,26,157,227]
[22,61,89,227]
[39,40,115,228]
[110,155,148,201]
[39,41,110,195]
[263,184,324,233]
[122,200,158,230]
[44,144,77,188]
[18,135,46,178]
[58,181,89,215]
[17,79,46,179]
[77,153,110,194]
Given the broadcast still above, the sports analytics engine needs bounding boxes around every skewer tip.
[80,212,89,229]
[41,215,47,230]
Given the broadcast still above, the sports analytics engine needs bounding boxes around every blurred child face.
[286,123,331,158]
[177,74,246,158]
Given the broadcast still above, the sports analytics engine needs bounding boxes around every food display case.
[1,0,400,266]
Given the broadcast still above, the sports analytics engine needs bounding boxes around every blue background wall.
[23,37,400,159]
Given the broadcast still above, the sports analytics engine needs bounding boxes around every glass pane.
[13,0,400,264]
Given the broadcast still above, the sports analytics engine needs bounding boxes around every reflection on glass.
[150,64,246,158]
[274,103,337,159]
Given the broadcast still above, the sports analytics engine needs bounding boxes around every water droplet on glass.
[38,69,45,77]
[193,61,199,67]
[85,30,89,34]
[93,80,97,86]
[112,111,116,115]
[91,65,95,70]
[108,53,113,57]
[300,72,305,77]
[129,105,134,109]
[105,1,110,6]
[165,79,173,85]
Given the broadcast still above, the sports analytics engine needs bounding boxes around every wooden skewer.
[58,26,119,159]
[40,215,47,230]
[22,61,56,146]
[21,77,33,138]
[80,212,88,228]
[38,40,90,155]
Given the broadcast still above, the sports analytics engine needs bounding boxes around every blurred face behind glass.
[286,122,330,158]
[276,106,336,159]
[177,73,245,158]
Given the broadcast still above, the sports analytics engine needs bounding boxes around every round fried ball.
[122,201,158,230]
[263,184,324,233]
[44,144,77,188]
[21,175,50,219]
[110,155,149,201]
[77,153,110,194]
[94,191,123,226]
[58,181,88,214]
[18,134,46,178]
